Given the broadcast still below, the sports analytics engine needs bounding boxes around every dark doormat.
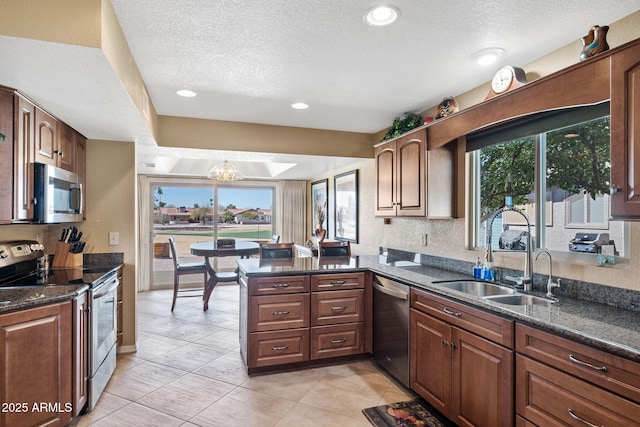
[362,400,454,427]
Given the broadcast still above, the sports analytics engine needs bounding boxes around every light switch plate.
[109,232,119,246]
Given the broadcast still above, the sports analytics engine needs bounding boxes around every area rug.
[362,400,450,427]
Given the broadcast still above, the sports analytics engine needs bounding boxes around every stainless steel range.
[0,240,118,413]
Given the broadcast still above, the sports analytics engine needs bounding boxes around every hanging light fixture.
[207,160,244,181]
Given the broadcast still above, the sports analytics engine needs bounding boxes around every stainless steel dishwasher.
[373,275,410,388]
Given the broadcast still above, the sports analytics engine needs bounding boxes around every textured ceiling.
[110,0,639,133]
[0,2,638,179]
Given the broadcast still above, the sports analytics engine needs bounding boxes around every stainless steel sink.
[484,294,554,305]
[434,280,518,297]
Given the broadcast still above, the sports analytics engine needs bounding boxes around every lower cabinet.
[0,301,73,427]
[410,288,514,427]
[515,323,640,426]
[240,272,369,372]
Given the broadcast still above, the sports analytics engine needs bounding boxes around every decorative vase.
[314,228,326,243]
[580,25,609,61]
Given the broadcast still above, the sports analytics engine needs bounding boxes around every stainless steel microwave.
[33,163,83,223]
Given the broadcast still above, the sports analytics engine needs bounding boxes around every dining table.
[190,241,260,310]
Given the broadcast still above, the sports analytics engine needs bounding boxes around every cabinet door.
[14,95,35,220]
[396,130,426,216]
[56,121,75,171]
[451,326,514,427]
[34,107,58,165]
[410,308,451,417]
[0,302,72,427]
[0,89,13,222]
[73,292,89,416]
[374,141,396,216]
[611,41,640,219]
[516,354,640,426]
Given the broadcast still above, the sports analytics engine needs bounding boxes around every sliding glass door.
[148,179,274,289]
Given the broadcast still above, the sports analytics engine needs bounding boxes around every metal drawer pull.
[330,280,346,285]
[272,345,289,351]
[272,283,290,288]
[568,408,603,427]
[272,310,290,316]
[443,307,462,317]
[331,306,347,312]
[569,354,608,372]
[331,339,347,344]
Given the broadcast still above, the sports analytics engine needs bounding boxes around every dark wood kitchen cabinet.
[374,128,426,217]
[515,323,640,426]
[310,273,367,360]
[410,288,514,427]
[14,93,36,221]
[0,87,14,222]
[72,291,89,417]
[0,301,73,427]
[610,40,640,219]
[34,106,59,167]
[240,272,371,373]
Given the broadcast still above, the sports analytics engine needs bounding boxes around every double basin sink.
[432,280,555,306]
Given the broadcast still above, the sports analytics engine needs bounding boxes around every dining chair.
[318,240,351,257]
[271,234,281,243]
[168,236,208,311]
[259,243,294,258]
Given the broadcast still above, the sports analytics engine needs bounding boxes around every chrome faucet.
[487,207,533,291]
[535,249,561,297]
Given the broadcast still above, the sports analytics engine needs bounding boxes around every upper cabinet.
[0,87,86,222]
[0,88,14,222]
[374,127,462,218]
[610,40,640,219]
[374,128,426,217]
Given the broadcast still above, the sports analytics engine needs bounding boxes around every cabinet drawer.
[411,288,514,348]
[249,294,309,332]
[311,273,365,291]
[311,289,364,326]
[516,323,640,403]
[249,275,310,296]
[248,328,309,368]
[311,323,364,360]
[516,355,640,426]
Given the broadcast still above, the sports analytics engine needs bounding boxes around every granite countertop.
[0,259,122,315]
[237,255,640,363]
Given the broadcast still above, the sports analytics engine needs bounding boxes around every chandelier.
[207,160,244,182]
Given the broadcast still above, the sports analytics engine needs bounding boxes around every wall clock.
[486,66,528,100]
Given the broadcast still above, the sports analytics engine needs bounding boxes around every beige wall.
[85,139,137,349]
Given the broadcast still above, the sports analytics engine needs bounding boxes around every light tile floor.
[72,284,414,426]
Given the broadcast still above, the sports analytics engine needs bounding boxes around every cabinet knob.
[442,340,448,348]
[610,185,619,195]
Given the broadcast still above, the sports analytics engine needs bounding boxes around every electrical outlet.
[109,232,119,246]
[422,234,428,246]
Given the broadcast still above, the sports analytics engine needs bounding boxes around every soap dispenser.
[473,257,482,279]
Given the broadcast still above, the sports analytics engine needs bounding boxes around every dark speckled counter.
[237,254,640,363]
[0,252,123,315]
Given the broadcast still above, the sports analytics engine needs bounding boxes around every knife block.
[52,242,83,268]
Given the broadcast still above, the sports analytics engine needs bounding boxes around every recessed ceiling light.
[176,89,197,97]
[471,48,505,65]
[365,6,399,26]
[291,102,309,110]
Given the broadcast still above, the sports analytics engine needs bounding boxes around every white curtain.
[278,180,307,245]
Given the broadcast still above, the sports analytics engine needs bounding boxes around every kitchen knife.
[60,228,66,242]
[74,231,83,243]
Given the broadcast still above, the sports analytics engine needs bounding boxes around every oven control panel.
[0,240,45,269]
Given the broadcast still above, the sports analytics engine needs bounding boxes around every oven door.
[91,273,118,372]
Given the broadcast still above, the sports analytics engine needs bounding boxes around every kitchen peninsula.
[238,251,640,426]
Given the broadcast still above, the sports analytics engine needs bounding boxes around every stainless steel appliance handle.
[93,276,119,299]
[373,279,408,300]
